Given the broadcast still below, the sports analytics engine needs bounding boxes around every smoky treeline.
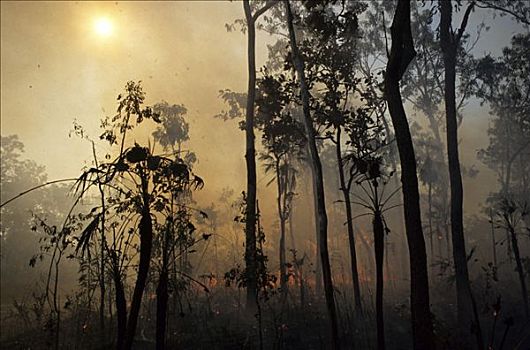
[1,1,529,349]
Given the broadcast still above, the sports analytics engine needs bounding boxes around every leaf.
[466,246,476,262]
[170,163,189,178]
[29,256,37,267]
[75,215,100,257]
[147,156,161,170]
[126,145,149,163]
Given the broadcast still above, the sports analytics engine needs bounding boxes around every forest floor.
[1,279,529,349]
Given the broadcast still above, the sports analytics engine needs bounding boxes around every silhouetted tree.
[384,1,434,348]
[284,0,339,347]
[241,0,277,309]
[256,73,305,298]
[439,1,476,338]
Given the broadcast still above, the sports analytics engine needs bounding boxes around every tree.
[471,33,530,319]
[471,33,530,202]
[242,0,277,309]
[82,81,203,350]
[299,0,367,313]
[256,73,306,298]
[284,0,339,347]
[0,135,53,299]
[492,199,529,318]
[439,1,476,339]
[402,3,451,262]
[152,101,190,155]
[384,1,434,349]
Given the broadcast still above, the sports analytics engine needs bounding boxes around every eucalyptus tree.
[150,100,200,349]
[402,3,451,260]
[335,80,397,349]
[470,33,530,319]
[255,73,306,297]
[295,0,368,313]
[152,101,190,155]
[0,135,69,301]
[384,1,434,348]
[491,199,529,318]
[471,33,530,202]
[439,0,530,341]
[241,0,278,309]
[283,0,341,346]
[439,1,477,336]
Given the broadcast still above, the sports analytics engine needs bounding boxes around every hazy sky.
[1,1,527,214]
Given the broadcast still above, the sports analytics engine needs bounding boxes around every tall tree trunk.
[289,201,296,251]
[312,177,323,295]
[243,0,259,309]
[384,1,434,349]
[373,208,385,350]
[284,1,339,347]
[381,114,408,282]
[335,126,362,311]
[156,222,171,350]
[156,268,169,350]
[123,201,153,350]
[92,141,106,341]
[428,180,434,264]
[276,161,288,296]
[113,262,127,350]
[439,0,475,339]
[507,219,529,318]
[490,209,497,267]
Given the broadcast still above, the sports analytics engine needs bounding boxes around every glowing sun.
[94,17,113,37]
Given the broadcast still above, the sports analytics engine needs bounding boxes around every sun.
[94,17,113,37]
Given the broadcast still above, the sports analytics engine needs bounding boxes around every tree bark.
[156,268,169,350]
[439,0,475,339]
[336,126,362,312]
[123,198,153,350]
[113,262,127,350]
[312,175,323,295]
[276,160,288,296]
[284,1,339,348]
[384,1,434,349]
[373,208,385,350]
[243,0,259,309]
[507,218,529,318]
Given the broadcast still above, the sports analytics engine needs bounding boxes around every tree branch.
[456,1,475,44]
[1,178,78,208]
[253,0,278,22]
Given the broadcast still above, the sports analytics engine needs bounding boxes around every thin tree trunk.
[312,173,323,295]
[507,220,529,318]
[373,208,385,350]
[490,209,497,267]
[336,126,362,312]
[156,222,171,350]
[123,203,153,350]
[428,180,434,261]
[113,264,127,350]
[243,0,259,309]
[384,1,434,348]
[440,0,475,339]
[156,268,169,350]
[284,1,339,347]
[289,202,296,251]
[276,161,288,295]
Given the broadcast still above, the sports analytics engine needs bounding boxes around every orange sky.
[1,1,526,215]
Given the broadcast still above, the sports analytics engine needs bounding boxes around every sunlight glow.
[94,17,113,37]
